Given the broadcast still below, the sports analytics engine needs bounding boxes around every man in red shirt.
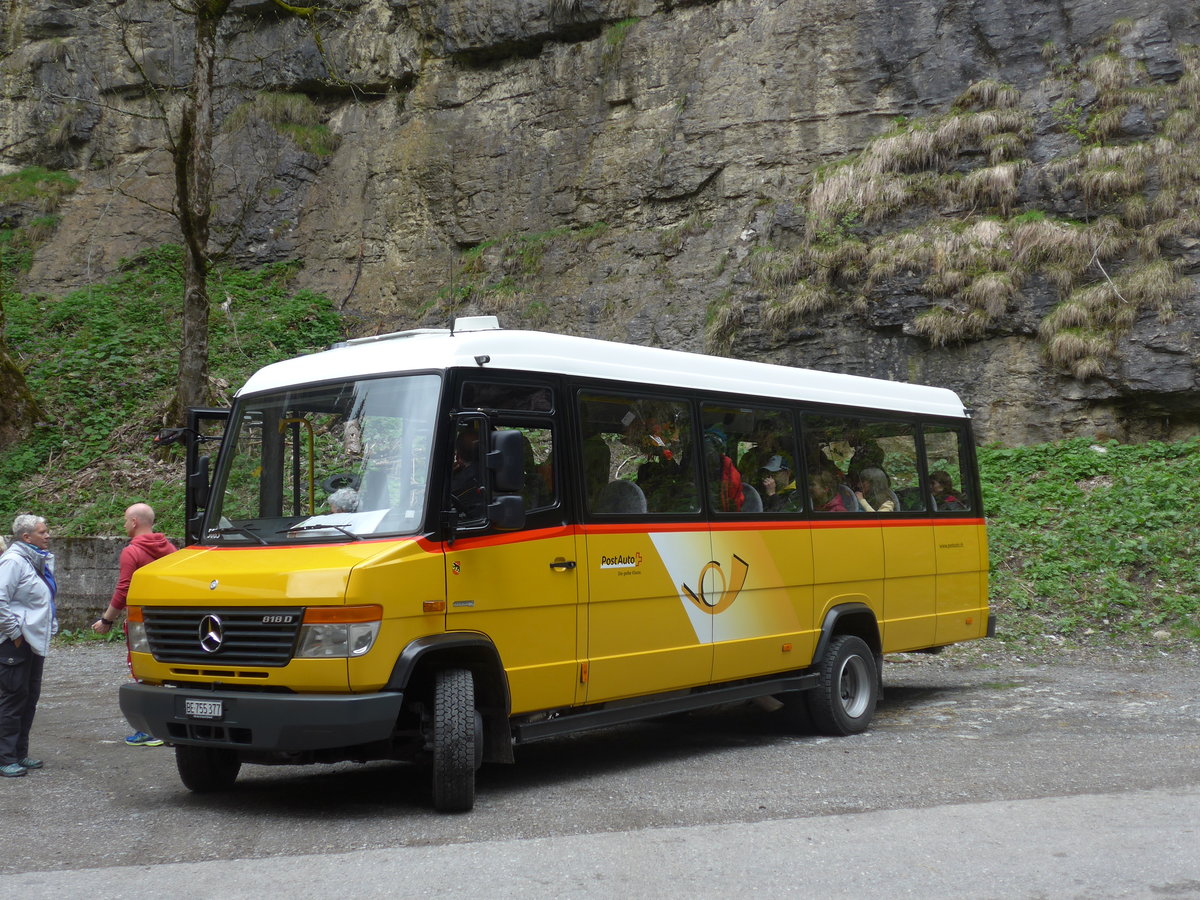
[91,503,176,746]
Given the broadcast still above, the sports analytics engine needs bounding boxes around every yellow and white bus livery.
[120,316,992,811]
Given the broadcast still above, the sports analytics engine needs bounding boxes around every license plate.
[184,698,224,720]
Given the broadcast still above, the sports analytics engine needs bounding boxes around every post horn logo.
[681,555,749,615]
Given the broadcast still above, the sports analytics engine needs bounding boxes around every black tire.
[805,635,878,736]
[175,745,241,793]
[431,668,478,813]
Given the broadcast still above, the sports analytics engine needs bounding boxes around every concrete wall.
[48,537,174,631]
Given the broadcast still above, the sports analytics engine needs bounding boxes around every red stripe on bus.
[434,524,579,550]
[200,517,984,553]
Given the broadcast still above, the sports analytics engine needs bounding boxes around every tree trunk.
[0,281,45,449]
[168,1,232,425]
[0,343,44,450]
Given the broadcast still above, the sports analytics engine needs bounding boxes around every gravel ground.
[3,639,1198,876]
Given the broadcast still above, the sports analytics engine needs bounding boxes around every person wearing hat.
[760,455,800,512]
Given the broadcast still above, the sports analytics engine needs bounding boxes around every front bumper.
[119,683,406,752]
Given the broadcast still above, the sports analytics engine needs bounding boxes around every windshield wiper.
[278,523,363,541]
[206,525,269,545]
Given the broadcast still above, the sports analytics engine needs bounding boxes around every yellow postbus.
[120,316,991,811]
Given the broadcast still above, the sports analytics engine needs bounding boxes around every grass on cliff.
[0,244,343,536]
[715,33,1200,379]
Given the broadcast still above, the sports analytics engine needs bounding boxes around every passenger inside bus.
[853,467,897,512]
[327,487,359,514]
[703,423,743,513]
[809,469,846,512]
[636,425,686,512]
[737,419,784,477]
[930,470,968,510]
[759,455,801,512]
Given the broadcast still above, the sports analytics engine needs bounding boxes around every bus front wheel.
[175,745,241,793]
[430,667,479,812]
[806,635,878,736]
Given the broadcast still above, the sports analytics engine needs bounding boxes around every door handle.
[549,559,577,571]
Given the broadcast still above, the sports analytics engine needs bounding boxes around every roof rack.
[330,316,501,350]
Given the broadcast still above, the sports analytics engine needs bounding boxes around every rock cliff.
[2,0,1199,443]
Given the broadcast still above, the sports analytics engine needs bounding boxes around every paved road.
[10,786,1200,898]
[4,642,1199,897]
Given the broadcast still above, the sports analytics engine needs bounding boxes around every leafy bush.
[1,245,343,537]
[981,437,1200,643]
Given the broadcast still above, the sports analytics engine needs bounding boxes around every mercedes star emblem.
[199,614,224,653]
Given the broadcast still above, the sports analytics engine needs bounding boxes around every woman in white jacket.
[0,514,57,778]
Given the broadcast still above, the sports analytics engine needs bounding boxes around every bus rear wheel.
[806,635,878,736]
[175,745,241,793]
[430,667,479,812]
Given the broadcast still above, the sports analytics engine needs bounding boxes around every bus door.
[577,391,713,703]
[444,417,585,715]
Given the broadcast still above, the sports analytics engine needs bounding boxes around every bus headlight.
[296,605,382,658]
[126,607,149,653]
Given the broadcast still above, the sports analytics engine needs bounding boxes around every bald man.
[92,504,176,635]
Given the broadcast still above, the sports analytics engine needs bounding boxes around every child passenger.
[809,470,846,512]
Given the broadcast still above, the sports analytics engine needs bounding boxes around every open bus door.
[154,407,230,546]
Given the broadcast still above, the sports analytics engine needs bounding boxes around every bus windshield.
[203,373,441,544]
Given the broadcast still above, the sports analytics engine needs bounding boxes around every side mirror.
[155,427,189,447]
[487,430,525,494]
[488,494,525,531]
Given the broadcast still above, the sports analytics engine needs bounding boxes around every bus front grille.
[143,607,303,667]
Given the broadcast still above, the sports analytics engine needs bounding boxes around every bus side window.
[578,392,698,515]
[923,425,972,511]
[449,421,486,521]
[581,426,610,509]
[706,404,798,515]
[701,413,742,513]
[503,425,555,511]
[801,414,923,514]
[800,413,860,512]
[853,420,918,514]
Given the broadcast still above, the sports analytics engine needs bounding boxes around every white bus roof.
[238,319,967,419]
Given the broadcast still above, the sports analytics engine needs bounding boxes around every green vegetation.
[982,438,1200,645]
[603,17,640,53]
[0,167,79,273]
[224,92,340,157]
[0,166,78,205]
[54,625,126,646]
[1,245,343,537]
